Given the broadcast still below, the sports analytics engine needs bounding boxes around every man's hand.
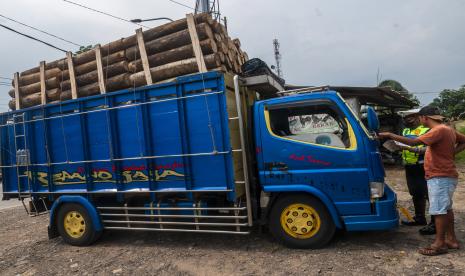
[378,132,392,139]
[399,145,412,151]
[378,132,423,146]
[455,143,465,155]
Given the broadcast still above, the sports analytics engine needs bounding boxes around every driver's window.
[266,102,356,149]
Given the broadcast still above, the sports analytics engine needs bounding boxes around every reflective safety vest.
[402,125,429,165]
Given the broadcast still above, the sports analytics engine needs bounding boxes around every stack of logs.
[8,13,248,110]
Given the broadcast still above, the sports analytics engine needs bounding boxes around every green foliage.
[75,45,94,55]
[378,79,420,106]
[455,126,465,163]
[431,85,465,119]
[378,79,405,92]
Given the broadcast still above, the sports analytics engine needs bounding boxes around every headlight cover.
[370,182,385,199]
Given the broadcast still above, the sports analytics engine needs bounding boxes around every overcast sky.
[1,0,464,112]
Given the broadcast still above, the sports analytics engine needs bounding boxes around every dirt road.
[1,166,465,275]
[0,183,22,210]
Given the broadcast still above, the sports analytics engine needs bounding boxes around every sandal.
[446,243,460,250]
[418,246,448,256]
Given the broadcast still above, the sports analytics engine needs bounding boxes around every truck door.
[258,97,372,215]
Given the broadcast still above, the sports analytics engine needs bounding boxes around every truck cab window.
[266,103,355,149]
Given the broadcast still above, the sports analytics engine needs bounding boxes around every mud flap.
[48,225,59,239]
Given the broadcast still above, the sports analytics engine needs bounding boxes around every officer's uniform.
[402,125,429,222]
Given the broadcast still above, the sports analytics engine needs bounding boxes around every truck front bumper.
[342,184,399,231]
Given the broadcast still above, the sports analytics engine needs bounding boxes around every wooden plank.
[66,51,78,99]
[39,61,47,105]
[186,13,207,73]
[94,44,107,94]
[136,28,153,85]
[13,73,20,110]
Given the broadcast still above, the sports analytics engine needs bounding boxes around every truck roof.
[257,90,340,105]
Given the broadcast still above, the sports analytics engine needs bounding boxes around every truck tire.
[56,203,101,246]
[269,194,336,249]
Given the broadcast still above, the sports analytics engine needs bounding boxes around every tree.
[431,85,465,118]
[378,79,420,106]
[75,45,94,55]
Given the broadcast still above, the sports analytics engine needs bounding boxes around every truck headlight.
[370,182,385,199]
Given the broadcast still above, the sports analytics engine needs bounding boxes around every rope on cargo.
[194,14,217,154]
[40,98,52,167]
[54,53,70,164]
[202,81,218,153]
[104,42,116,167]
[0,91,225,128]
[131,44,145,159]
[0,150,232,168]
[3,115,14,157]
[60,106,70,163]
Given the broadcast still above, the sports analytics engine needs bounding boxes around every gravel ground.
[1,165,465,275]
[0,183,22,210]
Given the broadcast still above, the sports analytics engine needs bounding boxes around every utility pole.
[273,39,283,78]
[196,0,210,13]
[195,0,222,22]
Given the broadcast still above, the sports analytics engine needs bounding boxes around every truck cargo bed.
[1,72,250,203]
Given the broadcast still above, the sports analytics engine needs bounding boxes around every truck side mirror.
[366,106,379,132]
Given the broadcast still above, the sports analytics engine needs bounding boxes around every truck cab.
[254,90,398,248]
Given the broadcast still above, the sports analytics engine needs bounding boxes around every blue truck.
[0,71,398,248]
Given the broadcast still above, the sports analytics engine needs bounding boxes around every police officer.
[399,110,435,235]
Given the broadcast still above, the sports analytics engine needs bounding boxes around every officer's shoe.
[401,217,427,226]
[419,222,436,235]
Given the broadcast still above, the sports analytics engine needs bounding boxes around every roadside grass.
[456,126,465,163]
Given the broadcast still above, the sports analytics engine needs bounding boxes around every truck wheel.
[56,203,101,246]
[269,194,336,249]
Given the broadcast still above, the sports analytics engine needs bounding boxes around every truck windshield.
[266,101,356,150]
[337,94,374,139]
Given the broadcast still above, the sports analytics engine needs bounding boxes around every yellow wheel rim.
[64,211,86,239]
[280,203,321,239]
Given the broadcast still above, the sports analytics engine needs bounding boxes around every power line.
[384,89,441,95]
[169,0,195,10]
[0,23,67,52]
[62,0,150,29]
[394,91,441,95]
[409,91,441,95]
[0,14,82,47]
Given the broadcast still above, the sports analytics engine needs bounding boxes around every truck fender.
[48,196,103,239]
[263,185,343,229]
